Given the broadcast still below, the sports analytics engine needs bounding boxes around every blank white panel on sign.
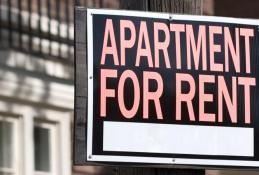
[103,121,254,157]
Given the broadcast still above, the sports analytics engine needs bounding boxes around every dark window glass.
[34,126,50,172]
[0,121,13,169]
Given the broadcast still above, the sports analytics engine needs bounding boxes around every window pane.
[0,121,13,168]
[34,126,50,172]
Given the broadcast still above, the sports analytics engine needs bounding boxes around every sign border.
[86,8,259,168]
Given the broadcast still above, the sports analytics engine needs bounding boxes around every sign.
[75,8,259,168]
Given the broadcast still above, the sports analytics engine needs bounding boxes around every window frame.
[0,115,20,175]
[34,121,59,175]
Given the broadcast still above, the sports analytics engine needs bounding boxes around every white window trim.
[0,100,72,175]
[34,121,59,175]
[0,115,21,175]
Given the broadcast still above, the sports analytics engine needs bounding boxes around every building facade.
[0,0,74,174]
[0,0,117,175]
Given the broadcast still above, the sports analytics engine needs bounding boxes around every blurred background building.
[0,0,74,174]
[0,0,259,175]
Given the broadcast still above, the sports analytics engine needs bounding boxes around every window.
[0,116,19,175]
[34,122,58,175]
